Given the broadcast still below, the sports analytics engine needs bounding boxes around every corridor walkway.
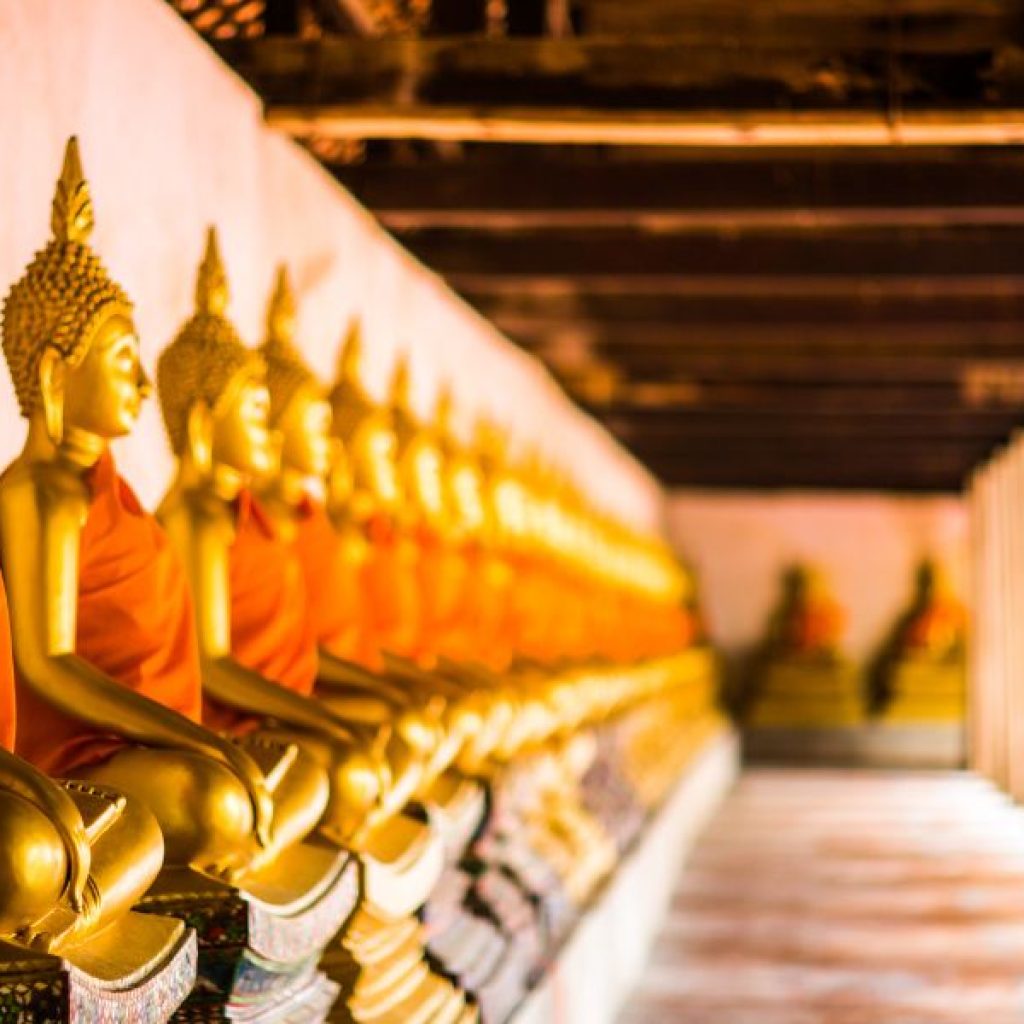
[619,770,1024,1024]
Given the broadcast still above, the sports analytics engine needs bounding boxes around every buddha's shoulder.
[0,456,87,507]
[158,484,233,532]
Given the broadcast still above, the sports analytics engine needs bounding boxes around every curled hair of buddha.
[260,265,318,426]
[157,227,264,454]
[1,137,134,416]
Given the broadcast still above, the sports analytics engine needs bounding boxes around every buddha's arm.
[179,512,366,746]
[381,651,468,701]
[0,747,93,916]
[202,654,367,746]
[0,478,274,845]
[316,649,413,707]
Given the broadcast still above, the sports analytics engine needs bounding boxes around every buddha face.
[449,460,485,534]
[352,414,401,510]
[410,442,446,523]
[278,383,332,480]
[62,314,148,438]
[211,372,273,478]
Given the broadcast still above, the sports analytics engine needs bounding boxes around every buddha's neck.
[23,416,107,471]
[175,452,247,503]
[258,467,314,538]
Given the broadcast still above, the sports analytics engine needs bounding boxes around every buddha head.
[327,320,401,521]
[259,266,332,488]
[1,138,148,452]
[157,228,272,482]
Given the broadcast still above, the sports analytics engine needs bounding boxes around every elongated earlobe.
[186,401,214,476]
[38,348,66,446]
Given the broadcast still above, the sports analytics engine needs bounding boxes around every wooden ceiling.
[183,0,1024,491]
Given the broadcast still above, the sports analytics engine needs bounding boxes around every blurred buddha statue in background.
[745,564,863,728]
[871,559,966,723]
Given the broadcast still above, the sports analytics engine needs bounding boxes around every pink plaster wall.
[668,491,969,660]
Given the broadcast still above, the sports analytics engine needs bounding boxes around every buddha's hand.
[222,744,275,850]
[41,785,99,924]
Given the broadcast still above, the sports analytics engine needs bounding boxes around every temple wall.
[667,491,969,661]
[0,0,662,529]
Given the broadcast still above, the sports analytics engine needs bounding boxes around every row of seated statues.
[0,138,722,1023]
[742,562,966,729]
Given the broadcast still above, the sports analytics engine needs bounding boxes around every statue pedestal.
[0,913,196,1023]
[511,727,738,1024]
[881,661,965,724]
[317,819,476,1023]
[747,659,864,728]
[139,844,358,1023]
[421,777,541,1023]
[744,721,965,769]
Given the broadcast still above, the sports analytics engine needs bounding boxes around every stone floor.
[618,769,1024,1024]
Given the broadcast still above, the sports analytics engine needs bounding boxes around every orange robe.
[0,574,15,753]
[227,491,318,703]
[14,451,202,775]
[292,498,368,664]
[362,514,421,660]
[413,526,467,665]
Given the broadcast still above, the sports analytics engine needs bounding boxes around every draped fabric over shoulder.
[0,574,16,753]
[292,498,367,664]
[363,514,421,660]
[15,451,203,774]
[228,491,318,698]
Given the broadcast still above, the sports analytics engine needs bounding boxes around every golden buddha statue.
[872,559,967,723]
[0,144,376,1024]
[156,255,473,1021]
[0,139,329,891]
[252,269,472,826]
[745,564,863,728]
[155,235,439,854]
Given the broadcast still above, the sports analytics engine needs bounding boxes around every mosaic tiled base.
[138,855,358,1022]
[0,921,196,1024]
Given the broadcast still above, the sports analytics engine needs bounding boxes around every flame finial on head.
[389,354,412,411]
[260,264,317,424]
[51,137,94,244]
[337,318,363,383]
[266,265,297,349]
[196,227,229,318]
[434,385,454,436]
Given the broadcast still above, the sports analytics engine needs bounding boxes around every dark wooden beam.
[578,379,1021,412]
[639,453,978,492]
[461,284,1024,328]
[218,29,1024,145]
[394,224,1024,278]
[550,353,1024,386]
[334,153,1024,230]
[509,319,1024,356]
[603,415,1019,451]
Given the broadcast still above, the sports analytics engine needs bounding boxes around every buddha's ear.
[185,401,213,477]
[38,348,66,446]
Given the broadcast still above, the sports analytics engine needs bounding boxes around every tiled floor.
[619,769,1024,1023]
